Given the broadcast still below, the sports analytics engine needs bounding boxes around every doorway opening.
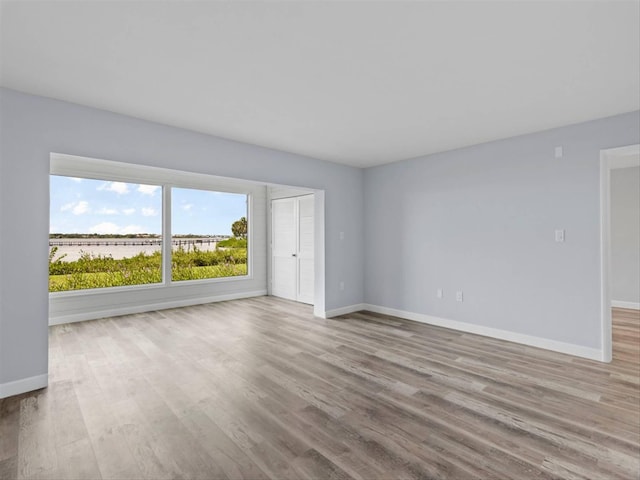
[600,144,640,362]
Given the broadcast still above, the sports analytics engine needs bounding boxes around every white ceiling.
[1,1,638,168]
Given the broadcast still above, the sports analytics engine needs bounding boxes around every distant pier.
[49,237,227,247]
[48,237,227,261]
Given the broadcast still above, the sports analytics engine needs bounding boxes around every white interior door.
[271,195,314,305]
[271,198,297,301]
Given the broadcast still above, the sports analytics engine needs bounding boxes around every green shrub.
[217,237,247,248]
[171,245,247,268]
[49,246,248,292]
[170,264,247,281]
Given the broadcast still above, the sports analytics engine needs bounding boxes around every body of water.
[49,238,219,262]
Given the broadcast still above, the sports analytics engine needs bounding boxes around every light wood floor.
[1,298,638,480]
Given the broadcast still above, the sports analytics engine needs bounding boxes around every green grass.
[171,263,247,281]
[49,270,162,291]
[216,237,247,248]
[49,246,247,292]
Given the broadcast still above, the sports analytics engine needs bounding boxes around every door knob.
[292,253,297,257]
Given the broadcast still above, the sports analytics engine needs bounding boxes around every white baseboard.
[612,300,640,310]
[49,290,267,326]
[362,304,604,362]
[0,374,48,399]
[324,303,366,318]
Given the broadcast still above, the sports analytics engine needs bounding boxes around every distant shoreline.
[49,237,222,262]
[49,234,229,239]
[49,237,226,247]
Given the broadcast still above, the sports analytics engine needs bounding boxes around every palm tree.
[231,216,247,239]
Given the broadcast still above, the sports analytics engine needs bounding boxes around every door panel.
[297,195,314,304]
[271,195,314,305]
[271,198,297,301]
[273,257,297,301]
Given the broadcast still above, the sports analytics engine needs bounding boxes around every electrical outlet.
[456,291,463,302]
[339,281,345,291]
[437,288,443,299]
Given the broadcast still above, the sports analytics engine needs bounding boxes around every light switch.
[555,146,563,158]
[555,229,565,242]
[339,231,344,241]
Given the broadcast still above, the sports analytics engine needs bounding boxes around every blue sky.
[50,176,247,235]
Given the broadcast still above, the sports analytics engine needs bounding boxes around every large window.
[171,188,247,281]
[49,176,163,291]
[49,174,250,293]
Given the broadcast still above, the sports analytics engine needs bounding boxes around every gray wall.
[1,84,638,390]
[0,88,364,387]
[364,111,640,349]
[611,166,640,305]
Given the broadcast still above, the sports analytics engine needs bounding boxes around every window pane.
[49,175,163,291]
[171,188,248,281]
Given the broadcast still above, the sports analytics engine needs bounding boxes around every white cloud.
[61,201,90,215]
[122,208,136,215]
[98,181,129,195]
[141,207,158,217]
[182,203,194,211]
[89,222,144,235]
[138,184,160,196]
[69,177,83,183]
[96,207,119,215]
[72,201,90,215]
[60,200,89,215]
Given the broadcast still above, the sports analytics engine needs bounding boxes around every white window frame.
[49,153,255,296]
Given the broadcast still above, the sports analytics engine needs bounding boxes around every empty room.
[1,1,639,479]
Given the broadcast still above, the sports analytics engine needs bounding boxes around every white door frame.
[600,143,640,363]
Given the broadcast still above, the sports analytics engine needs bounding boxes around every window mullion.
[163,185,172,285]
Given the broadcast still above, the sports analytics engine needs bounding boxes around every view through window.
[49,175,249,292]
[171,187,248,281]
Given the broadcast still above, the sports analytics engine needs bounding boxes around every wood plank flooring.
[1,298,638,479]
